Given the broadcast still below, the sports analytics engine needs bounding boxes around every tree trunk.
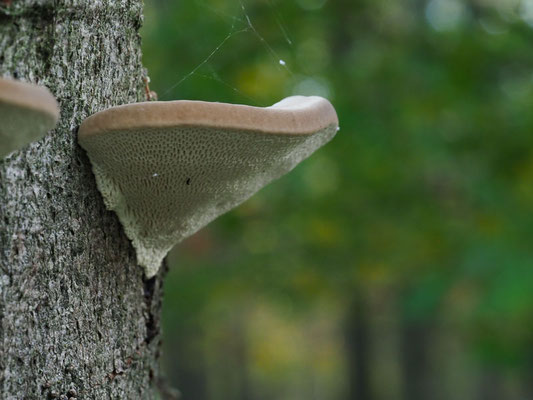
[0,1,165,398]
[345,293,372,400]
[400,319,433,400]
[168,324,208,400]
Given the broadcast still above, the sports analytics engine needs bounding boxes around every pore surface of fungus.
[0,77,60,158]
[79,96,339,277]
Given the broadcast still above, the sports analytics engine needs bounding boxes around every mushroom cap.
[79,96,339,277]
[0,77,60,157]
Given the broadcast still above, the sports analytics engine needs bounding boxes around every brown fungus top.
[0,77,60,157]
[78,96,339,277]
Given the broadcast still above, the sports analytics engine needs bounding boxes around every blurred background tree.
[142,0,533,399]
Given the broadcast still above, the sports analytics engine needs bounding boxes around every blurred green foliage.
[143,1,533,399]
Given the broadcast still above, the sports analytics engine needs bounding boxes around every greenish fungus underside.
[79,97,339,277]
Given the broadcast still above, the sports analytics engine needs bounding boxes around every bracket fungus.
[79,96,339,277]
[0,77,60,158]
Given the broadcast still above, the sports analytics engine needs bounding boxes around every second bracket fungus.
[79,96,339,277]
[0,77,60,158]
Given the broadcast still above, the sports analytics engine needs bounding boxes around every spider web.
[159,0,294,104]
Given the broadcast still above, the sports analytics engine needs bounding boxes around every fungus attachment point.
[79,96,339,277]
[0,77,60,158]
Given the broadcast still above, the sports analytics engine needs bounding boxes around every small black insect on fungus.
[186,177,191,185]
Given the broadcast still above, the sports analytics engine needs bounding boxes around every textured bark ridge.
[0,1,164,398]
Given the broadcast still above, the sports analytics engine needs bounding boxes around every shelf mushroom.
[78,96,339,277]
[0,77,60,158]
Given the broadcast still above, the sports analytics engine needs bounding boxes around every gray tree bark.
[0,1,165,398]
